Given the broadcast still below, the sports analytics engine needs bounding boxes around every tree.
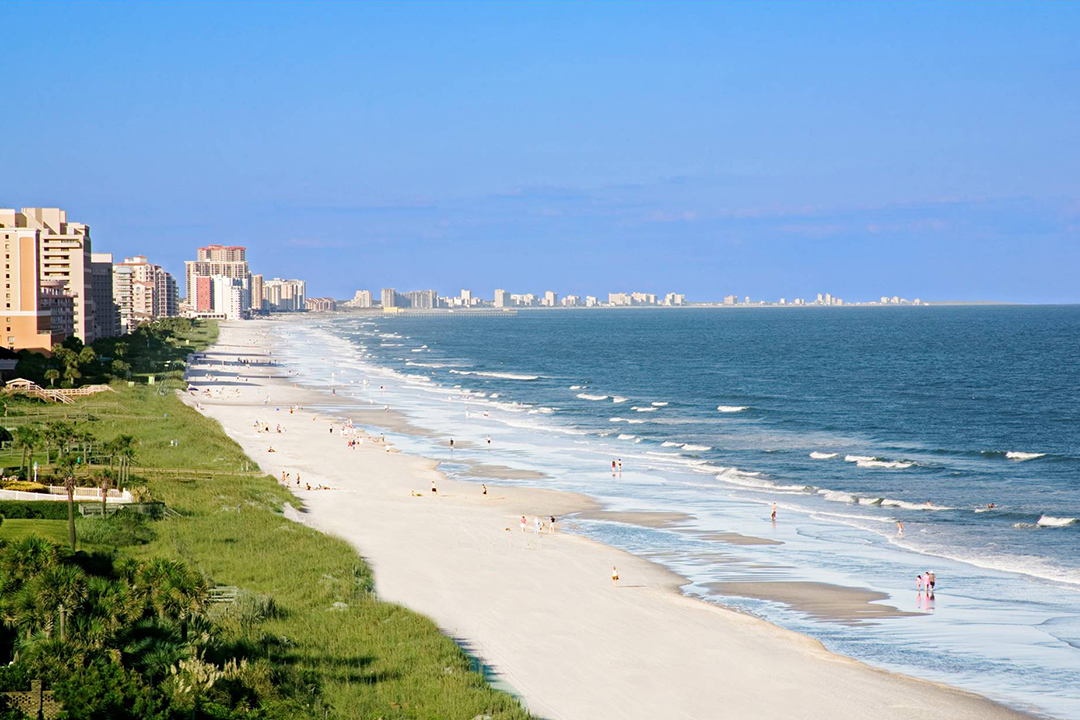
[34,564,88,640]
[57,453,80,552]
[111,359,131,379]
[42,420,74,465]
[44,368,60,387]
[12,424,40,476]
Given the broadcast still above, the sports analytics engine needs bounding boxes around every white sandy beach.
[184,320,1031,720]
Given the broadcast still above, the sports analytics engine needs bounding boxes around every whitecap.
[450,370,540,381]
[578,393,609,401]
[1007,451,1046,461]
[1037,515,1077,528]
[612,396,629,404]
[857,459,914,469]
[651,401,669,407]
[682,444,712,452]
[661,441,682,447]
[810,452,838,460]
[617,433,636,441]
[717,405,748,413]
[632,406,657,413]
[844,455,876,463]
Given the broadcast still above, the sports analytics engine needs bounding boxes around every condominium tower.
[113,255,179,333]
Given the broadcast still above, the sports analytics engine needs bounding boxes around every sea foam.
[717,405,749,413]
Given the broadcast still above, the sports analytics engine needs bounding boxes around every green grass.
[0,321,531,720]
[0,518,69,544]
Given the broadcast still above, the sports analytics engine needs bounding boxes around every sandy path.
[184,321,1032,720]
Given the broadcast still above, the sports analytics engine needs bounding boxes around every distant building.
[608,292,631,306]
[663,293,686,306]
[381,288,399,308]
[250,274,264,312]
[585,296,598,307]
[113,255,179,333]
[305,297,336,312]
[91,252,121,338]
[561,294,580,307]
[185,245,249,302]
[723,295,737,306]
[493,289,509,308]
[211,276,244,320]
[345,290,373,308]
[542,290,558,307]
[404,289,437,309]
[263,279,306,312]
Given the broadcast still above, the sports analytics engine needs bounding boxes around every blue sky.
[2,2,1078,302]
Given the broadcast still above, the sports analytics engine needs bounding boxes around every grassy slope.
[1,322,530,720]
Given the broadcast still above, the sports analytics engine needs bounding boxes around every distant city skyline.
[2,3,1079,303]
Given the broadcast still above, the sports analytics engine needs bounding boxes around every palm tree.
[57,453,79,552]
[34,564,88,640]
[44,369,60,387]
[12,424,40,476]
[41,420,69,465]
[137,559,208,642]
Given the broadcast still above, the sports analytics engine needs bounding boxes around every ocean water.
[269,306,1079,718]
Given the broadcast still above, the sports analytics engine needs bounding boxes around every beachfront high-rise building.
[185,245,249,302]
[91,253,121,339]
[113,255,179,333]
[404,289,437,309]
[250,274,264,313]
[263,278,305,312]
[561,294,581,307]
[305,297,336,312]
[0,212,71,352]
[1,208,98,344]
[380,288,398,309]
[494,289,509,308]
[211,276,245,320]
[585,296,598,307]
[542,291,558,307]
[345,290,373,308]
[663,293,686,306]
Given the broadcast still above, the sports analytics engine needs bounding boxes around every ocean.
[270,305,1079,718]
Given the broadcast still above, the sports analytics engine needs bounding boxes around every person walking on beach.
[449,438,455,451]
[611,566,619,587]
[917,574,924,593]
[534,516,542,536]
[617,459,622,474]
[521,515,527,533]
[611,459,616,474]
[927,570,936,592]
[771,503,777,521]
[896,520,904,536]
[482,484,487,496]
[549,515,557,533]
[431,480,437,495]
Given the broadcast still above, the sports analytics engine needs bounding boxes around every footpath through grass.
[1,321,530,720]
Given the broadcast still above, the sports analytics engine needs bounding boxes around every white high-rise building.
[494,289,509,308]
[542,290,558,307]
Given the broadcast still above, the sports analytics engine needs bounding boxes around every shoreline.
[185,320,1038,720]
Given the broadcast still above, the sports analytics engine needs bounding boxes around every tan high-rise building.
[4,208,97,344]
[250,273,264,312]
[113,255,179,334]
[185,245,249,301]
[0,210,71,353]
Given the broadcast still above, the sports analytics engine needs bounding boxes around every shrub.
[0,501,89,520]
[74,511,156,547]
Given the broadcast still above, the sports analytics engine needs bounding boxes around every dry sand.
[183,320,1032,720]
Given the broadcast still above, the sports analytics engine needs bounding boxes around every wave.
[632,406,657,412]
[612,396,629,404]
[809,452,838,459]
[717,405,749,413]
[406,361,452,368]
[617,433,637,441]
[682,444,712,452]
[450,370,540,381]
[858,459,914,469]
[578,393,609,401]
[569,385,583,390]
[410,348,425,352]
[1006,451,1046,461]
[609,417,627,423]
[1037,516,1077,528]
[661,441,682,447]
[651,401,669,407]
[844,455,875,463]
[817,489,953,511]
[627,419,646,425]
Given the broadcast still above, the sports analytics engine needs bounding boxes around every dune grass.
[0,322,531,720]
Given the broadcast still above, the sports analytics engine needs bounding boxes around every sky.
[2,2,1078,303]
